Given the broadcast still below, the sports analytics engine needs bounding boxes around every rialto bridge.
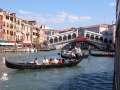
[47,29,113,49]
[84,30,113,44]
[48,29,78,45]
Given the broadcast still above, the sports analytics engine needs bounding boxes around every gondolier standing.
[74,46,82,59]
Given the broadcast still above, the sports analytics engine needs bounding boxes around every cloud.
[46,11,67,23]
[68,15,79,22]
[17,10,92,26]
[109,2,115,6]
[79,16,92,20]
[18,10,33,14]
[68,15,91,23]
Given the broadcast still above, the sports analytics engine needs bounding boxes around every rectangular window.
[6,16,9,20]
[3,22,5,26]
[10,31,13,36]
[10,17,13,22]
[7,23,9,27]
[10,24,13,29]
[14,18,16,22]
[33,32,36,35]
[3,29,5,33]
[17,20,20,24]
[0,15,3,21]
[7,30,9,34]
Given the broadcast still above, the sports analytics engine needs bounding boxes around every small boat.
[89,50,115,57]
[39,48,56,51]
[60,50,89,59]
[5,58,82,70]
[61,53,89,59]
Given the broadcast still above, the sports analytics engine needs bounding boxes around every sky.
[0,0,115,29]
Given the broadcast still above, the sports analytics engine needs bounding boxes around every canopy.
[74,36,87,42]
[0,42,15,46]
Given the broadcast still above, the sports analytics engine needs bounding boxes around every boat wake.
[0,72,8,81]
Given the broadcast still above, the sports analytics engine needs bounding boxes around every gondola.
[60,50,89,59]
[5,58,82,70]
[61,53,89,59]
[89,50,115,57]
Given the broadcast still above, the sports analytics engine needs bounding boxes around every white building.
[78,24,115,44]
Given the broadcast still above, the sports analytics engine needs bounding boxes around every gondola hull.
[61,53,89,59]
[5,59,82,70]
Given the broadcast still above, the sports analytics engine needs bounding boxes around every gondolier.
[74,46,83,59]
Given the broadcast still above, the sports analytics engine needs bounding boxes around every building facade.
[0,10,16,44]
[81,24,109,33]
[0,9,46,48]
[78,24,115,44]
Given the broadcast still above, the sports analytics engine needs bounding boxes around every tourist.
[61,59,65,64]
[54,58,59,64]
[33,58,38,64]
[58,58,64,64]
[45,58,49,64]
[42,59,46,64]
[58,59,62,64]
[49,58,53,64]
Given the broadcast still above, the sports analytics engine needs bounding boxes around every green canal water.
[0,50,114,90]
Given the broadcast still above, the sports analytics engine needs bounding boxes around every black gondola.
[5,58,82,70]
[61,53,89,59]
[89,50,115,57]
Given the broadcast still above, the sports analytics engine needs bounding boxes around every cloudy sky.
[0,0,115,29]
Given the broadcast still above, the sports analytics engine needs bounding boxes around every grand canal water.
[0,50,114,90]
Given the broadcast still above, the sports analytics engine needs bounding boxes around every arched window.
[104,38,108,43]
[63,35,67,41]
[54,37,58,43]
[50,39,53,43]
[86,34,89,38]
[59,36,62,41]
[95,36,99,40]
[68,34,72,40]
[100,37,103,42]
[109,40,112,44]
[90,35,94,40]
[72,33,76,39]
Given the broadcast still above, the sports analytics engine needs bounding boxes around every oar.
[2,57,6,64]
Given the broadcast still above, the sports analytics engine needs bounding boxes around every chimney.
[10,13,16,17]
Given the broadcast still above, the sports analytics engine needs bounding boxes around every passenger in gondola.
[33,58,38,64]
[46,58,49,64]
[49,58,53,64]
[54,58,59,64]
[58,58,64,64]
[61,59,65,64]
[58,59,61,64]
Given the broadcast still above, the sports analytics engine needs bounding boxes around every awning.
[74,36,87,42]
[23,43,32,47]
[0,42,15,46]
